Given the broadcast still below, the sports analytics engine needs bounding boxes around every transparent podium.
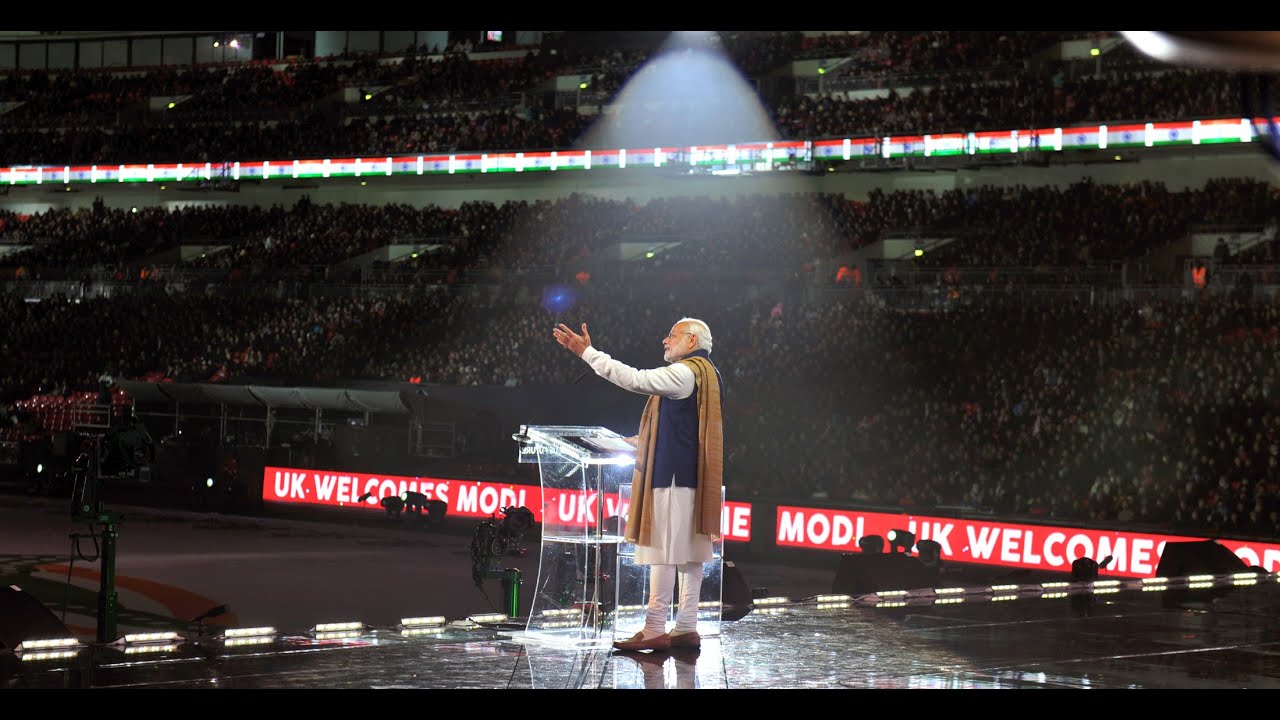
[511,424,723,652]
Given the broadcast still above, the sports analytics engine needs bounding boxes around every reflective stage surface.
[9,575,1280,689]
[4,495,1280,690]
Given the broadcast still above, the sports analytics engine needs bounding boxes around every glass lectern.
[512,424,722,650]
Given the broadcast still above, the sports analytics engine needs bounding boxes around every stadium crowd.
[2,30,1280,546]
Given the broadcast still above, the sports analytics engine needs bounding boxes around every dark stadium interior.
[3,30,1280,691]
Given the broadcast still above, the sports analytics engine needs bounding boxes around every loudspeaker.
[1156,540,1252,609]
[0,585,73,651]
[1155,540,1248,578]
[832,552,940,595]
[721,560,753,621]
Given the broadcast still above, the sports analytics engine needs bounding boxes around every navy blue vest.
[652,349,723,489]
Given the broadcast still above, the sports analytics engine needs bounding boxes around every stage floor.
[3,494,1280,690]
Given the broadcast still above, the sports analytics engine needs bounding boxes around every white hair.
[680,317,713,354]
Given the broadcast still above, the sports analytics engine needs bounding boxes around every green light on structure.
[914,248,924,257]
[1090,48,1100,56]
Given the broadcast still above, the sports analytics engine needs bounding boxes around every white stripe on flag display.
[973,132,1014,153]
[1063,126,1101,149]
[1145,122,1194,146]
[926,134,966,156]
[590,150,619,168]
[892,136,925,156]
[811,140,843,159]
[1107,124,1146,146]
[5,113,1278,187]
[622,148,655,165]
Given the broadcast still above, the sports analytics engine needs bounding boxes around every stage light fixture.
[223,626,276,638]
[310,621,365,641]
[467,613,508,625]
[382,495,405,517]
[400,616,447,629]
[1071,555,1113,582]
[887,529,915,554]
[916,539,943,567]
[858,534,885,554]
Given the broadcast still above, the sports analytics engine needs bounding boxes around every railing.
[796,65,1019,95]
[836,283,1197,309]
[339,92,529,121]
[862,261,1125,287]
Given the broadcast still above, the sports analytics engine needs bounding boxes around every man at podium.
[553,317,724,652]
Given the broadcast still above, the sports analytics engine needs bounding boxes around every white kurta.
[634,485,713,566]
[581,347,712,566]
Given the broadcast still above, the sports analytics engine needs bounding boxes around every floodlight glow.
[125,644,177,654]
[313,622,363,632]
[224,636,273,647]
[123,631,179,643]
[467,613,508,624]
[539,609,581,618]
[225,626,276,638]
[17,637,79,651]
[315,630,361,640]
[400,616,447,627]
[21,649,78,661]
[401,627,446,637]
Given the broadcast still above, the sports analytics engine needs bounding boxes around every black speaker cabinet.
[832,552,939,595]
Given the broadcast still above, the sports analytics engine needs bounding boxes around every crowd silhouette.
[2,30,1280,545]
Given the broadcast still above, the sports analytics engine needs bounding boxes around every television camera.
[65,420,155,644]
[469,506,535,618]
[69,422,156,521]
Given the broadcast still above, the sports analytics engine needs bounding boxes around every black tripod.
[69,435,123,644]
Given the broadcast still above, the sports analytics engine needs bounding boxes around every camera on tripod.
[70,422,156,521]
[470,506,535,587]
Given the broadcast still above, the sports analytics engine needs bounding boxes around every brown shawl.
[625,355,723,546]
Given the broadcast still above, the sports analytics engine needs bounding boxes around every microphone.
[572,370,593,385]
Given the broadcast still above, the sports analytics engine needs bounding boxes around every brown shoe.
[667,630,700,648]
[612,631,671,652]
